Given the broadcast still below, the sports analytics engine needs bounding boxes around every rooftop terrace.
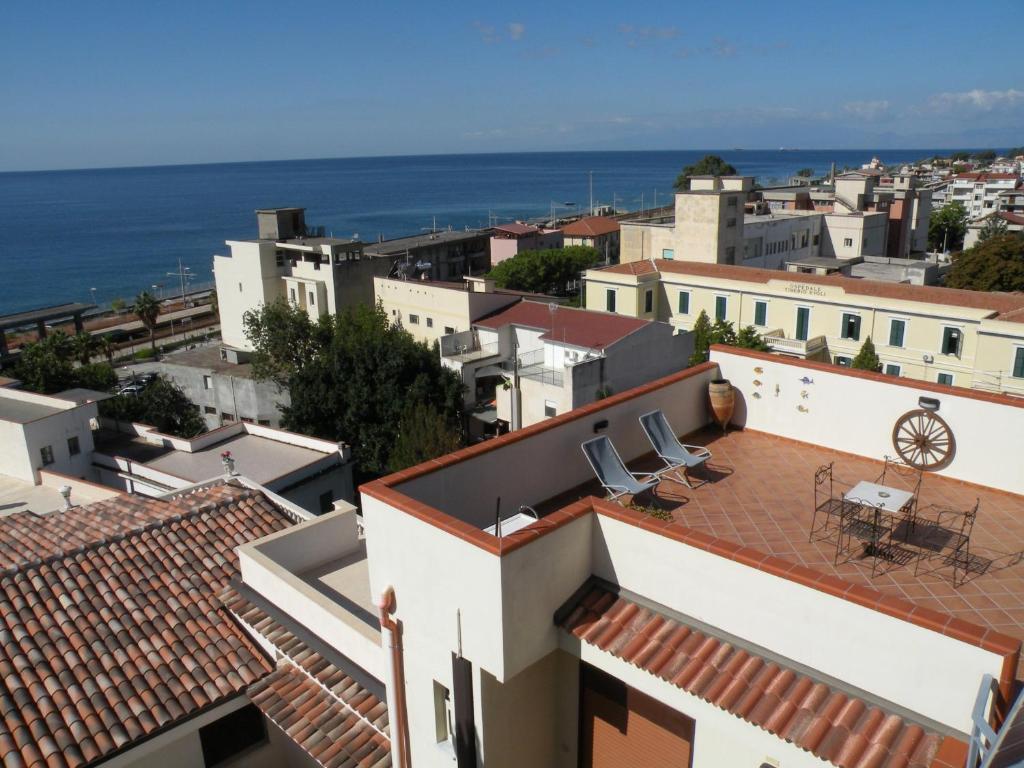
[363,346,1024,679]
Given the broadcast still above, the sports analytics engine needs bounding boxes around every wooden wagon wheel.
[891,409,955,470]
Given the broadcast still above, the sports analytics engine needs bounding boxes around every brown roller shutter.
[580,664,694,768]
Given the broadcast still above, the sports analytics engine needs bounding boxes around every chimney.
[59,485,73,511]
[221,451,237,477]
[465,276,495,293]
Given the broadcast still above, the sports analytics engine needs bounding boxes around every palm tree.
[133,291,161,354]
[97,335,115,365]
[70,332,98,365]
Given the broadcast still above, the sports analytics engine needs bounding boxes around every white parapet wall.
[238,504,383,680]
[711,346,1024,496]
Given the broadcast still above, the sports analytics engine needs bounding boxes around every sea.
[0,149,958,315]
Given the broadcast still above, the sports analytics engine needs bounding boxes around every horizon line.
[0,145,1006,176]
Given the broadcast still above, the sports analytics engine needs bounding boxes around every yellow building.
[584,259,1024,395]
[373,275,526,347]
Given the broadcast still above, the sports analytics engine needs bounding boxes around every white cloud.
[507,22,525,41]
[618,24,680,47]
[471,20,499,43]
[929,88,1024,112]
[842,100,891,120]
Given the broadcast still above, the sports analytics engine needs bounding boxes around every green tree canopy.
[928,201,968,251]
[795,167,814,178]
[133,291,161,353]
[945,233,1024,292]
[949,151,970,162]
[10,331,122,395]
[243,298,330,387]
[11,332,75,393]
[972,149,996,163]
[245,301,465,478]
[1006,147,1024,158]
[70,332,98,365]
[388,403,463,473]
[100,378,205,438]
[851,337,881,372]
[487,246,600,296]
[673,154,739,191]
[687,310,770,365]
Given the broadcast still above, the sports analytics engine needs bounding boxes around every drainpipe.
[378,586,411,768]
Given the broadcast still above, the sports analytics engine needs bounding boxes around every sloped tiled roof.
[0,484,292,768]
[221,587,391,767]
[475,301,649,350]
[249,666,392,768]
[595,259,1024,319]
[561,216,620,237]
[559,583,952,768]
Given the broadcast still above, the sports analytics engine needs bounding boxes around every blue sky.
[1,0,1020,171]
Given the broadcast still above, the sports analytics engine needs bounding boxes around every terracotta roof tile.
[474,300,650,350]
[559,583,951,768]
[249,665,391,768]
[219,586,390,739]
[560,216,620,237]
[0,484,291,768]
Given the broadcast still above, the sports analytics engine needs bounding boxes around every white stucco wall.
[712,347,1024,495]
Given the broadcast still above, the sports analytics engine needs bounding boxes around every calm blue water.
[0,149,946,314]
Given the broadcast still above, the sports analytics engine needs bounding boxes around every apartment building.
[561,216,621,264]
[949,172,1022,220]
[632,172,933,268]
[214,207,390,350]
[373,274,528,347]
[10,349,1024,766]
[364,228,492,281]
[440,301,691,432]
[489,222,563,265]
[584,258,1024,394]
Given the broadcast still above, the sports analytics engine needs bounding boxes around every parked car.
[117,383,145,397]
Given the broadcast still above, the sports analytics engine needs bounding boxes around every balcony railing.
[502,348,564,387]
[762,329,828,357]
[442,341,500,364]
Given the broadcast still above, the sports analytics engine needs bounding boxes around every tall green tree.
[972,149,996,163]
[795,167,814,178]
[735,325,771,352]
[946,233,1024,292]
[97,335,116,365]
[100,378,205,438]
[487,246,600,296]
[851,337,882,372]
[673,155,738,191]
[927,202,968,251]
[688,310,713,366]
[243,298,330,387]
[388,403,464,473]
[133,291,161,353]
[246,301,465,477]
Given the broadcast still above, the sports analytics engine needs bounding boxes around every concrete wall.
[160,361,289,430]
[821,212,888,259]
[396,366,716,529]
[0,397,97,483]
[713,346,1024,496]
[214,241,284,350]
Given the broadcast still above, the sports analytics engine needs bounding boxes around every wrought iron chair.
[912,499,981,586]
[877,455,924,525]
[809,463,855,542]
